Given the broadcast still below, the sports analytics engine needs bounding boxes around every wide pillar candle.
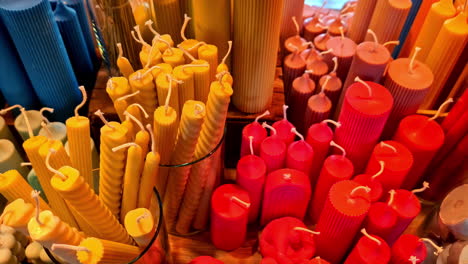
[344,232,391,264]
[389,234,427,264]
[324,37,357,82]
[305,122,334,189]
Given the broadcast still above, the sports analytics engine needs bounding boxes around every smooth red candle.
[237,155,267,223]
[272,109,296,146]
[304,93,332,134]
[261,169,311,225]
[211,184,250,251]
[393,115,444,189]
[315,180,371,264]
[389,234,427,264]
[286,137,314,175]
[385,189,421,245]
[260,257,277,264]
[189,256,224,264]
[335,81,393,173]
[260,136,287,173]
[344,232,391,264]
[363,202,398,240]
[305,121,334,188]
[353,174,384,202]
[240,119,268,157]
[324,36,357,81]
[283,52,307,101]
[365,141,414,192]
[307,257,331,264]
[289,73,316,133]
[310,154,354,223]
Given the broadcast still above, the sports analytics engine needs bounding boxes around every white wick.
[146,124,156,154]
[262,122,277,135]
[94,110,115,129]
[292,16,300,35]
[145,20,160,38]
[180,14,191,41]
[409,47,421,74]
[131,25,150,47]
[321,75,331,94]
[321,119,341,128]
[380,141,397,153]
[371,161,385,180]
[294,227,320,235]
[383,41,400,47]
[254,110,270,123]
[31,190,42,225]
[40,121,53,139]
[112,142,138,152]
[320,48,333,56]
[361,228,381,245]
[249,136,254,155]
[140,65,163,79]
[230,196,250,209]
[388,190,396,206]
[136,211,149,223]
[330,140,346,157]
[194,103,205,116]
[116,43,123,58]
[367,29,379,51]
[283,105,289,121]
[181,63,209,72]
[51,244,90,252]
[128,103,149,119]
[331,57,338,74]
[144,44,157,69]
[429,98,453,121]
[178,45,196,61]
[74,86,87,117]
[350,186,371,197]
[39,107,54,124]
[221,41,233,65]
[0,104,22,115]
[45,149,67,180]
[354,76,373,98]
[408,256,420,264]
[115,91,140,103]
[291,127,304,141]
[339,26,345,41]
[412,181,430,193]
[20,108,34,138]
[21,162,32,167]
[124,111,145,132]
[420,238,443,256]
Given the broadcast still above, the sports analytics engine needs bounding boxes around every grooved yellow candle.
[173,65,195,105]
[162,48,185,68]
[138,125,161,209]
[113,91,140,122]
[126,103,146,127]
[179,39,200,63]
[106,77,130,103]
[176,79,232,234]
[125,112,150,164]
[216,41,234,86]
[124,208,155,247]
[140,45,162,69]
[116,43,135,79]
[1,198,35,236]
[0,170,49,211]
[76,237,140,264]
[129,69,158,119]
[191,59,210,103]
[50,166,133,244]
[164,100,205,228]
[150,0,184,43]
[198,44,218,82]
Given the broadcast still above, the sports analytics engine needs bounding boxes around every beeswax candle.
[138,125,161,210]
[0,170,49,211]
[129,69,158,118]
[1,198,35,236]
[106,77,130,103]
[116,43,134,78]
[76,237,139,264]
[156,74,180,115]
[162,48,185,68]
[124,208,155,248]
[198,44,218,82]
[150,0,183,43]
[189,60,211,103]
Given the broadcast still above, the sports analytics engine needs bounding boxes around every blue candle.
[392,0,423,57]
[0,19,39,110]
[49,0,57,10]
[54,0,93,82]
[0,0,82,121]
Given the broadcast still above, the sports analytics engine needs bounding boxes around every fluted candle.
[347,0,378,43]
[150,0,183,43]
[0,170,49,211]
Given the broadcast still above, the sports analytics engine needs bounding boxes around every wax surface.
[390,234,427,263]
[260,137,287,173]
[344,234,391,264]
[363,202,398,241]
[353,174,383,202]
[240,122,267,157]
[306,122,334,188]
[286,140,314,175]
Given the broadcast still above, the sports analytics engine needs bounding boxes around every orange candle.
[156,74,181,115]
[124,208,155,248]
[0,170,49,211]
[198,44,218,82]
[1,198,35,236]
[279,1,305,50]
[106,77,130,103]
[348,0,378,43]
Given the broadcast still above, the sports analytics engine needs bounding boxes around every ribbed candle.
[77,238,140,264]
[120,145,143,223]
[173,65,195,105]
[0,0,81,121]
[1,198,35,236]
[305,122,334,188]
[129,69,159,119]
[106,77,130,102]
[381,57,433,139]
[162,48,185,68]
[392,0,423,57]
[283,52,307,103]
[0,18,38,109]
[289,73,315,133]
[191,60,211,103]
[366,0,412,53]
[304,16,326,42]
[286,137,314,175]
[363,202,398,241]
[240,115,268,157]
[347,0,378,43]
[272,107,296,146]
[232,0,282,113]
[124,208,155,248]
[304,93,332,134]
[156,74,180,115]
[260,135,287,173]
[279,0,304,53]
[314,33,331,52]
[389,234,427,264]
[324,37,357,82]
[198,44,218,82]
[306,57,328,84]
[150,0,183,43]
[0,170,49,211]
[334,81,393,173]
[319,74,342,115]
[66,116,93,190]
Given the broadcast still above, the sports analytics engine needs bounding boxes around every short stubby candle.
[363,202,398,241]
[286,131,314,175]
[385,189,421,245]
[283,51,307,100]
[393,115,444,189]
[260,136,287,173]
[390,234,427,264]
[261,169,311,226]
[315,180,371,264]
[353,174,383,202]
[304,16,326,41]
[211,184,250,251]
[324,36,357,81]
[272,117,296,146]
[344,230,391,264]
[240,113,268,157]
[305,121,334,188]
[365,141,414,192]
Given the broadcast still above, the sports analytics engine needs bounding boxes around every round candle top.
[162,48,184,62]
[2,198,34,227]
[265,169,311,193]
[129,69,154,88]
[287,140,314,163]
[307,257,331,264]
[304,17,326,34]
[439,184,468,226]
[371,141,413,171]
[189,256,224,264]
[355,41,391,66]
[124,208,154,238]
[28,210,59,241]
[354,233,391,263]
[300,48,321,64]
[323,155,355,181]
[285,52,306,68]
[367,202,398,229]
[243,122,267,142]
[329,180,371,216]
[308,93,332,112]
[106,77,130,99]
[14,110,41,132]
[345,81,393,116]
[353,174,383,202]
[237,155,267,181]
[178,39,199,53]
[307,58,329,76]
[50,166,83,191]
[389,190,421,219]
[150,63,173,78]
[38,122,67,141]
[261,137,287,157]
[293,73,316,93]
[387,58,434,89]
[392,234,427,262]
[272,120,295,145]
[189,59,210,74]
[306,122,334,144]
[326,37,356,58]
[285,35,307,53]
[327,18,347,36]
[314,33,331,51]
[212,184,250,219]
[0,139,16,162]
[100,121,128,141]
[395,115,445,151]
[319,74,342,92]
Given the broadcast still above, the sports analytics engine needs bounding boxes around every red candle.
[344,228,391,264]
[305,120,336,188]
[393,114,444,189]
[305,56,329,83]
[363,202,398,241]
[304,16,326,41]
[283,50,307,101]
[353,173,384,202]
[260,169,311,225]
[310,141,354,223]
[240,111,269,157]
[315,180,371,264]
[210,184,250,251]
[334,78,393,173]
[259,216,317,263]
[304,93,332,135]
[286,128,314,175]
[189,256,224,264]
[260,257,277,264]
[307,257,331,264]
[272,105,296,146]
[324,35,357,81]
[314,32,331,52]
[441,88,468,132]
[389,234,427,264]
[365,141,414,192]
[319,58,343,114]
[237,138,267,223]
[289,73,316,133]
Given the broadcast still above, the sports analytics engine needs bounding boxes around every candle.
[139,44,162,69]
[150,0,183,43]
[129,69,158,118]
[421,13,468,109]
[304,16,326,42]
[289,73,315,133]
[303,89,332,134]
[67,237,139,264]
[324,35,357,82]
[173,65,195,104]
[305,120,336,189]
[116,43,135,79]
[314,32,331,52]
[319,63,342,115]
[438,184,468,241]
[334,79,393,173]
[286,128,314,175]
[343,229,391,264]
[189,256,224,264]
[240,111,269,157]
[156,74,180,115]
[327,17,347,37]
[236,137,267,223]
[366,0,412,53]
[363,202,398,241]
[310,141,354,223]
[0,170,49,211]
[210,184,250,250]
[260,168,311,225]
[106,77,130,102]
[353,173,384,203]
[232,0,283,113]
[442,88,468,132]
[283,50,307,102]
[393,114,444,189]
[162,48,185,68]
[272,105,296,146]
[1,198,34,235]
[260,123,287,173]
[347,0,378,42]
[280,1,305,52]
[198,44,218,82]
[0,140,28,177]
[389,234,427,264]
[365,141,414,192]
[124,208,155,248]
[216,41,234,85]
[188,60,211,103]
[178,34,199,64]
[164,101,205,228]
[305,55,329,84]
[25,242,43,264]
[381,51,434,138]
[12,108,42,141]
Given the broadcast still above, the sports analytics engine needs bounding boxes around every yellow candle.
[191,59,211,103]
[126,103,146,127]
[76,237,140,264]
[151,33,174,53]
[176,78,232,234]
[410,0,456,61]
[124,208,155,247]
[129,69,158,119]
[198,44,218,82]
[116,43,134,79]
[1,199,35,236]
[150,63,173,79]
[156,74,180,115]
[422,13,468,109]
[124,111,150,163]
[139,45,162,69]
[94,111,129,218]
[23,136,78,228]
[216,41,234,85]
[173,65,195,105]
[179,40,200,63]
[132,3,152,43]
[113,91,140,122]
[106,77,130,103]
[50,166,133,244]
[149,0,184,43]
[121,119,135,142]
[164,100,205,229]
[0,170,49,211]
[138,125,160,209]
[162,48,185,68]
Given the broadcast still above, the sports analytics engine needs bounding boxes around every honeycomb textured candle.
[77,237,140,264]
[232,0,283,113]
[51,166,133,244]
[66,116,93,190]
[0,170,49,211]
[150,0,183,43]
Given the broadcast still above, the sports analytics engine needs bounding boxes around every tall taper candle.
[347,0,378,43]
[279,0,305,52]
[150,0,183,43]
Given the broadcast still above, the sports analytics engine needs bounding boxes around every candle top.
[265,169,310,193]
[285,52,306,69]
[0,139,15,161]
[28,210,59,241]
[187,59,209,73]
[124,208,154,237]
[285,35,307,53]
[261,137,287,156]
[439,184,468,225]
[319,74,342,92]
[14,110,42,131]
[272,120,295,145]
[237,155,267,180]
[392,234,427,261]
[314,33,331,51]
[23,135,48,151]
[38,122,66,140]
[323,155,354,180]
[66,115,89,129]
[305,16,326,33]
[53,0,75,21]
[355,233,390,262]
[345,81,393,116]
[326,37,357,58]
[306,59,328,75]
[308,93,332,112]
[372,141,413,172]
[387,58,434,90]
[389,189,420,218]
[306,123,334,144]
[433,0,457,16]
[396,115,444,150]
[293,74,316,94]
[0,0,44,10]
[356,42,391,65]
[243,122,267,141]
[198,44,218,57]
[287,140,314,162]
[388,0,413,9]
[100,121,128,140]
[151,63,173,77]
[154,106,177,125]
[2,198,34,227]
[329,180,371,216]
[211,184,250,218]
[353,174,383,202]
[367,202,398,228]
[106,77,130,98]
[130,70,154,87]
[50,166,81,191]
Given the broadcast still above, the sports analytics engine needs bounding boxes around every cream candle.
[0,140,28,177]
[0,106,40,141]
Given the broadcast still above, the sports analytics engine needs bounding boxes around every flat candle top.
[106,77,130,98]
[39,122,66,138]
[50,166,81,191]
[154,106,177,125]
[356,234,390,262]
[28,210,59,241]
[345,81,393,116]
[66,116,89,129]
[173,65,192,80]
[440,184,468,225]
[124,208,154,237]
[0,0,42,10]
[433,0,457,16]
[323,155,354,180]
[2,198,34,226]
[326,37,357,58]
[387,58,434,90]
[272,120,295,144]
[308,93,332,112]
[243,122,267,141]
[329,180,371,216]
[305,17,325,33]
[211,184,250,219]
[23,135,48,151]
[190,60,210,73]
[396,115,444,150]
[307,59,328,75]
[266,169,310,191]
[261,137,287,156]
[353,174,383,202]
[356,42,391,65]
[183,100,206,120]
[100,122,128,141]
[198,44,218,57]
[293,74,315,94]
[77,238,104,264]
[237,155,267,180]
[151,63,173,77]
[156,72,177,89]
[372,141,413,172]
[367,202,398,228]
[130,70,154,88]
[162,48,184,61]
[320,74,342,92]
[392,234,427,260]
[179,39,199,52]
[0,140,15,162]
[389,0,412,9]
[307,123,333,144]
[287,141,314,162]
[285,52,306,69]
[389,190,420,218]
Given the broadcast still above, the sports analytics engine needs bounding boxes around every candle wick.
[383,41,400,48]
[409,47,422,74]
[412,181,430,193]
[350,185,371,197]
[361,228,381,245]
[31,190,43,225]
[283,105,289,121]
[387,189,396,206]
[45,149,67,180]
[230,196,250,209]
[21,162,32,167]
[330,140,346,157]
[107,78,115,91]
[290,127,304,141]
[287,43,300,59]
[293,227,320,235]
[216,71,229,89]
[408,256,420,264]
[380,141,397,153]
[366,29,379,51]
[371,161,385,180]
[94,110,115,129]
[145,20,160,38]
[128,103,150,119]
[319,48,333,56]
[420,238,443,255]
[321,119,341,128]
[178,45,196,61]
[144,44,157,69]
[20,108,34,138]
[112,142,138,152]
[40,122,53,139]
[39,107,54,124]
[51,244,90,253]
[292,16,300,36]
[116,91,140,104]
[141,65,163,79]
[146,124,156,154]
[74,86,87,117]
[354,76,373,98]
[221,40,233,65]
[339,26,345,41]
[180,14,191,41]
[164,75,182,115]
[187,41,207,52]
[283,173,292,181]
[262,122,277,135]
[254,110,270,123]
[331,57,338,74]
[136,212,150,223]
[321,75,331,94]
[0,104,22,115]
[429,98,453,121]
[116,43,123,59]
[131,26,150,48]
[248,136,255,155]
[181,63,209,73]
[124,111,145,132]
[159,38,174,56]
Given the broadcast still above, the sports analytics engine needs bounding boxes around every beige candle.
[280,0,305,52]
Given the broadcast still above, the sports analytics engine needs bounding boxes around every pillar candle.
[140,44,162,69]
[366,0,412,53]
[353,172,384,202]
[198,44,218,82]
[14,110,42,141]
[240,111,269,157]
[124,208,155,248]
[365,141,413,192]
[289,73,315,133]
[149,0,183,42]
[327,17,347,37]
[279,0,305,53]
[347,0,378,43]
[422,13,468,109]
[116,43,135,79]
[286,129,314,175]
[283,51,307,102]
[106,77,130,102]
[0,140,28,177]
[304,16,326,42]
[1,198,34,236]
[335,80,393,173]
[393,114,444,189]
[324,36,357,82]
[190,60,211,103]
[284,35,307,56]
[129,69,158,118]
[315,180,371,264]
[344,229,391,264]
[161,47,184,69]
[310,147,354,223]
[261,169,311,226]
[304,92,332,135]
[38,122,67,144]
[305,56,329,84]
[0,170,49,211]
[176,38,199,64]
[272,106,296,146]
[389,234,427,264]
[232,0,282,113]
[319,74,342,119]
[260,124,287,173]
[363,202,398,241]
[76,237,140,264]
[393,0,424,57]
[439,184,468,241]
[211,184,250,251]
[382,54,434,139]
